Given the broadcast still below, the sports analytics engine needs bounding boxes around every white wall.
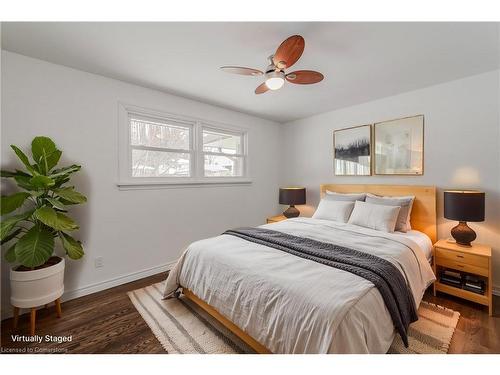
[0,51,282,317]
[280,70,500,292]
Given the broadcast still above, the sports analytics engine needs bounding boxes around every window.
[129,115,193,178]
[202,128,244,177]
[118,104,249,187]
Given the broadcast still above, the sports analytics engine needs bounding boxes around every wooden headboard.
[320,184,437,243]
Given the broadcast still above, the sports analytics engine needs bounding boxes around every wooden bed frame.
[182,288,272,353]
[182,184,437,354]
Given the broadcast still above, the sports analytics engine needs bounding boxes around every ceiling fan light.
[265,71,285,90]
[266,77,285,90]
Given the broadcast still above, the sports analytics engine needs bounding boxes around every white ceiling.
[2,22,499,122]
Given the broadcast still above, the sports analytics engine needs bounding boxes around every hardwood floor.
[1,273,166,354]
[1,272,499,354]
[424,290,500,353]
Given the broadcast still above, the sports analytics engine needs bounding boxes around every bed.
[163,184,437,353]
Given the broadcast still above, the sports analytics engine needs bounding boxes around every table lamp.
[279,187,306,218]
[444,190,485,247]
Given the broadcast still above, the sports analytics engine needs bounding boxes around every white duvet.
[163,217,436,353]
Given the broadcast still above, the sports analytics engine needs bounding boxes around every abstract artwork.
[333,125,371,176]
[374,115,424,175]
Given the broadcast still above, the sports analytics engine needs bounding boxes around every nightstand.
[266,214,287,224]
[433,239,492,316]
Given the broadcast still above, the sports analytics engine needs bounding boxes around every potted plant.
[1,136,86,311]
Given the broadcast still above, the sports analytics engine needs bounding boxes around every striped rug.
[128,282,459,354]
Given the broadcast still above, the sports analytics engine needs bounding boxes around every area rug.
[128,282,460,354]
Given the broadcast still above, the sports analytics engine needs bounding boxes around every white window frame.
[129,113,195,178]
[117,103,251,189]
[199,124,248,179]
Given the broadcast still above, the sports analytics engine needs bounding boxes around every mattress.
[163,217,436,353]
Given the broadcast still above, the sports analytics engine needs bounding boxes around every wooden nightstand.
[433,239,493,316]
[266,214,287,224]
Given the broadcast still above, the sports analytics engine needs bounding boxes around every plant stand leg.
[30,308,36,336]
[13,306,19,329]
[55,298,62,318]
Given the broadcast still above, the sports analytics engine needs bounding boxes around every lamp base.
[283,205,300,218]
[451,221,476,247]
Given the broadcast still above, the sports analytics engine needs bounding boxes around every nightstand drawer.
[435,247,488,268]
[435,257,489,277]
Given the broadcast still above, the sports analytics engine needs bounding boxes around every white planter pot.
[10,257,65,308]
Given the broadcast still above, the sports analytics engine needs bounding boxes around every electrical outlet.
[94,257,104,268]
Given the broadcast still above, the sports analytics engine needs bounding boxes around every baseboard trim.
[1,260,177,320]
[61,261,176,302]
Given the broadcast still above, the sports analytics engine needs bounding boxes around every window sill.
[116,179,253,190]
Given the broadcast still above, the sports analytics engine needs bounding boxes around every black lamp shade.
[279,187,306,206]
[444,191,485,222]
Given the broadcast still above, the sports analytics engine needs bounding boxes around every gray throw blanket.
[223,227,417,347]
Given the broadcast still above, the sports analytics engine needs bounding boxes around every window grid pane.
[132,149,191,177]
[203,155,244,177]
[130,117,191,150]
[202,129,242,155]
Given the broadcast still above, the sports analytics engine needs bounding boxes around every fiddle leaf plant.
[1,136,86,268]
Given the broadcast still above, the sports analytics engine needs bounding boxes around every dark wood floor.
[425,290,499,353]
[1,272,499,354]
[1,273,167,354]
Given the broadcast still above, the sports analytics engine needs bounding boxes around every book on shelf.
[463,285,485,295]
[465,281,482,288]
[440,270,462,283]
[463,275,485,294]
[442,270,462,279]
[440,277,462,287]
[464,274,483,283]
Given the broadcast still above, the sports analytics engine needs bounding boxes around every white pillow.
[365,193,415,232]
[312,200,355,223]
[325,191,366,202]
[348,201,401,233]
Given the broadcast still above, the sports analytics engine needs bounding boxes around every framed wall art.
[333,124,372,176]
[374,115,424,175]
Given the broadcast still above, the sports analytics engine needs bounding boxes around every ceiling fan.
[220,35,324,95]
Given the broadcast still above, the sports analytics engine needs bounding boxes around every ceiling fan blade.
[286,70,324,84]
[220,66,263,76]
[255,82,269,95]
[273,35,305,69]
